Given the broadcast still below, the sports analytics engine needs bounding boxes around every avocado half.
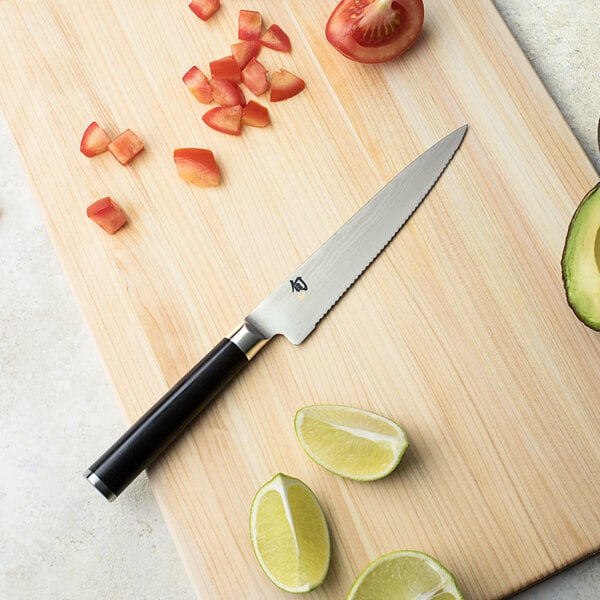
[561,182,600,330]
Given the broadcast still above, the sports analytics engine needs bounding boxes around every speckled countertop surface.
[1,2,598,598]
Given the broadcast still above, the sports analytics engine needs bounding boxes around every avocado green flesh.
[562,182,600,330]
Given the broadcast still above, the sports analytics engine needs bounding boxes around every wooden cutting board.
[1,1,598,598]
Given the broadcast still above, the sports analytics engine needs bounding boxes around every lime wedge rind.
[346,550,464,600]
[294,404,409,481]
[249,473,330,594]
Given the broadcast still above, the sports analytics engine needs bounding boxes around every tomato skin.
[202,105,243,136]
[269,69,305,102]
[261,24,291,52]
[238,9,262,41]
[80,121,111,157]
[107,129,144,165]
[325,0,424,64]
[174,148,220,187]
[183,66,213,104]
[87,197,127,234]
[241,58,270,96]
[209,78,245,107]
[188,0,220,21]
[231,40,261,69]
[242,100,270,128]
[209,55,242,84]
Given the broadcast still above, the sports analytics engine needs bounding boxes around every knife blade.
[85,124,467,501]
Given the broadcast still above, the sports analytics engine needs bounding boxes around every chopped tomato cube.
[80,121,111,157]
[209,55,242,84]
[269,69,305,102]
[242,101,270,128]
[188,0,220,21]
[87,197,127,234]
[202,105,243,136]
[209,79,245,107]
[183,66,213,104]
[238,9,262,40]
[107,129,144,165]
[241,57,270,96]
[261,24,291,52]
[174,148,220,187]
[231,40,261,70]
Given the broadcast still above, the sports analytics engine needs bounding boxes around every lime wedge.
[249,473,330,593]
[294,405,408,481]
[347,550,464,600]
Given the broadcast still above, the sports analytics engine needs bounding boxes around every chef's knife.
[85,124,467,501]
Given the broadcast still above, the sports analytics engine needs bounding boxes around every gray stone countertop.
[1,1,599,598]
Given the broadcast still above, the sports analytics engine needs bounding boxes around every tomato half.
[325,0,424,64]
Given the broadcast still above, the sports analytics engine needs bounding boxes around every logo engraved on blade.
[290,277,308,293]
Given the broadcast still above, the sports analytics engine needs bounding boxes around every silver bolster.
[228,321,270,360]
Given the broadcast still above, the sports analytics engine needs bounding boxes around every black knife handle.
[85,337,251,500]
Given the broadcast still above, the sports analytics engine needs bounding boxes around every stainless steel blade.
[246,125,467,345]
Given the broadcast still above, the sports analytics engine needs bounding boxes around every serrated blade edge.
[247,125,467,344]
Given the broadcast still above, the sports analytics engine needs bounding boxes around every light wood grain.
[1,1,599,598]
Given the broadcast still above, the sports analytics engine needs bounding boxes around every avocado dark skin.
[561,119,600,331]
[561,180,600,331]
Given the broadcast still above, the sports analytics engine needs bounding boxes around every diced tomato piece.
[107,129,144,165]
[202,105,243,136]
[80,121,111,157]
[182,66,213,104]
[231,40,261,69]
[209,55,242,84]
[238,9,262,40]
[209,78,245,107]
[269,69,305,102]
[87,197,127,234]
[241,57,270,96]
[174,148,220,187]
[188,0,220,21]
[261,24,291,52]
[242,101,270,128]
